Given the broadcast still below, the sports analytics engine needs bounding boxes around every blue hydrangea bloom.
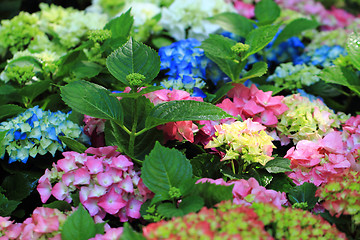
[0,106,85,163]
[294,45,347,67]
[158,38,227,95]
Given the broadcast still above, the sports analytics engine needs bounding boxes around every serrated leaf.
[0,85,16,95]
[157,195,204,218]
[273,18,319,47]
[1,173,37,201]
[255,0,280,25]
[60,80,124,122]
[191,153,222,178]
[61,204,103,240]
[264,157,291,173]
[145,100,232,129]
[58,136,87,153]
[104,8,133,39]
[19,79,51,102]
[0,104,25,121]
[194,182,233,208]
[210,83,234,104]
[243,24,279,60]
[287,182,319,210]
[141,142,193,195]
[320,66,360,96]
[347,32,360,71]
[106,37,160,85]
[120,222,146,240]
[247,168,273,187]
[266,173,295,193]
[207,12,254,38]
[238,61,268,82]
[73,61,103,79]
[0,193,20,216]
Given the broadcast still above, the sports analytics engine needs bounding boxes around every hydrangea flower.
[143,201,347,239]
[159,0,236,41]
[205,119,275,166]
[267,63,321,92]
[0,106,84,163]
[158,38,225,94]
[342,115,360,171]
[37,146,153,222]
[197,177,287,209]
[277,93,347,144]
[285,131,351,186]
[316,171,360,224]
[294,45,347,67]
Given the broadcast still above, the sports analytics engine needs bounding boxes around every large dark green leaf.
[61,204,104,240]
[58,136,87,153]
[191,153,222,178]
[194,182,233,208]
[60,80,124,122]
[157,195,204,218]
[1,173,38,201]
[266,173,295,193]
[120,223,146,240]
[347,32,360,71]
[210,83,234,104]
[145,100,232,129]
[272,18,319,47]
[19,79,51,102]
[243,24,279,60]
[255,0,280,25]
[73,61,103,79]
[104,8,133,39]
[0,104,25,121]
[0,193,20,216]
[238,61,268,82]
[207,12,254,37]
[287,182,319,210]
[106,37,160,85]
[141,142,193,197]
[264,156,292,173]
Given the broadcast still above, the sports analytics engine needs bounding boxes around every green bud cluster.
[168,187,182,199]
[231,42,250,55]
[5,65,35,86]
[88,29,112,43]
[126,73,146,87]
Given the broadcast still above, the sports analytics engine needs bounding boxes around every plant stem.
[128,98,139,156]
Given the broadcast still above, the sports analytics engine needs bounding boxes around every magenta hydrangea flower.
[37,146,153,222]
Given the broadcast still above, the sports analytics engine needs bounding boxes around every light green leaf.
[7,56,43,72]
[207,12,254,38]
[0,131,7,157]
[255,0,280,25]
[60,80,124,122]
[106,37,160,85]
[19,79,51,102]
[141,142,193,195]
[104,8,133,39]
[145,100,233,129]
[120,222,146,240]
[243,24,279,60]
[58,136,87,153]
[272,18,319,47]
[73,61,103,79]
[61,204,104,240]
[238,61,268,82]
[264,157,292,173]
[347,31,360,71]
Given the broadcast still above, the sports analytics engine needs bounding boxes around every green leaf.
[106,37,160,85]
[0,131,7,157]
[58,136,87,153]
[73,61,103,79]
[306,80,342,97]
[210,83,234,104]
[347,31,360,71]
[141,142,193,196]
[255,0,280,25]
[200,34,244,82]
[145,100,232,129]
[1,173,37,201]
[238,61,268,82]
[43,201,72,211]
[104,8,133,39]
[61,204,104,240]
[272,18,319,47]
[0,104,25,121]
[0,85,16,95]
[7,56,43,72]
[191,153,222,178]
[243,24,279,60]
[194,182,233,208]
[287,182,319,210]
[19,79,51,102]
[247,168,273,187]
[120,222,146,240]
[264,157,292,173]
[110,86,164,98]
[0,193,20,216]
[320,66,360,96]
[207,12,254,37]
[157,195,204,218]
[266,173,295,193]
[60,80,124,122]
[57,50,88,77]
[257,84,285,95]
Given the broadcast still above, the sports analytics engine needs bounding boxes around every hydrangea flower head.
[205,119,275,166]
[37,146,153,222]
[0,106,84,163]
[294,45,347,67]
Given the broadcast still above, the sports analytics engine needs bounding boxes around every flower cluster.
[37,146,153,221]
[0,106,83,163]
[197,177,287,209]
[276,94,346,144]
[159,0,236,41]
[316,171,360,224]
[342,115,360,171]
[143,200,347,239]
[294,45,347,67]
[285,131,351,186]
[205,119,275,165]
[267,63,321,92]
[218,83,288,127]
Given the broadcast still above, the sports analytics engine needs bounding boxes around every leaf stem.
[114,120,131,135]
[128,98,139,156]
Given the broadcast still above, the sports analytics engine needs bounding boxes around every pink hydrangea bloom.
[37,146,153,222]
[196,177,287,209]
[233,1,255,18]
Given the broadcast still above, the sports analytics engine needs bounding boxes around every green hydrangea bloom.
[267,63,321,92]
[276,94,348,143]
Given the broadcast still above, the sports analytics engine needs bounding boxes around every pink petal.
[37,178,52,203]
[57,157,77,173]
[97,172,114,187]
[73,167,91,185]
[118,175,134,193]
[126,198,142,219]
[110,156,133,170]
[98,188,127,215]
[85,156,104,174]
[51,182,69,201]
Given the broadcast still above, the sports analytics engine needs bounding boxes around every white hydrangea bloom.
[121,2,161,26]
[159,0,236,41]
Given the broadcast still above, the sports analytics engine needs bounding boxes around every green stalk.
[128,98,138,156]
